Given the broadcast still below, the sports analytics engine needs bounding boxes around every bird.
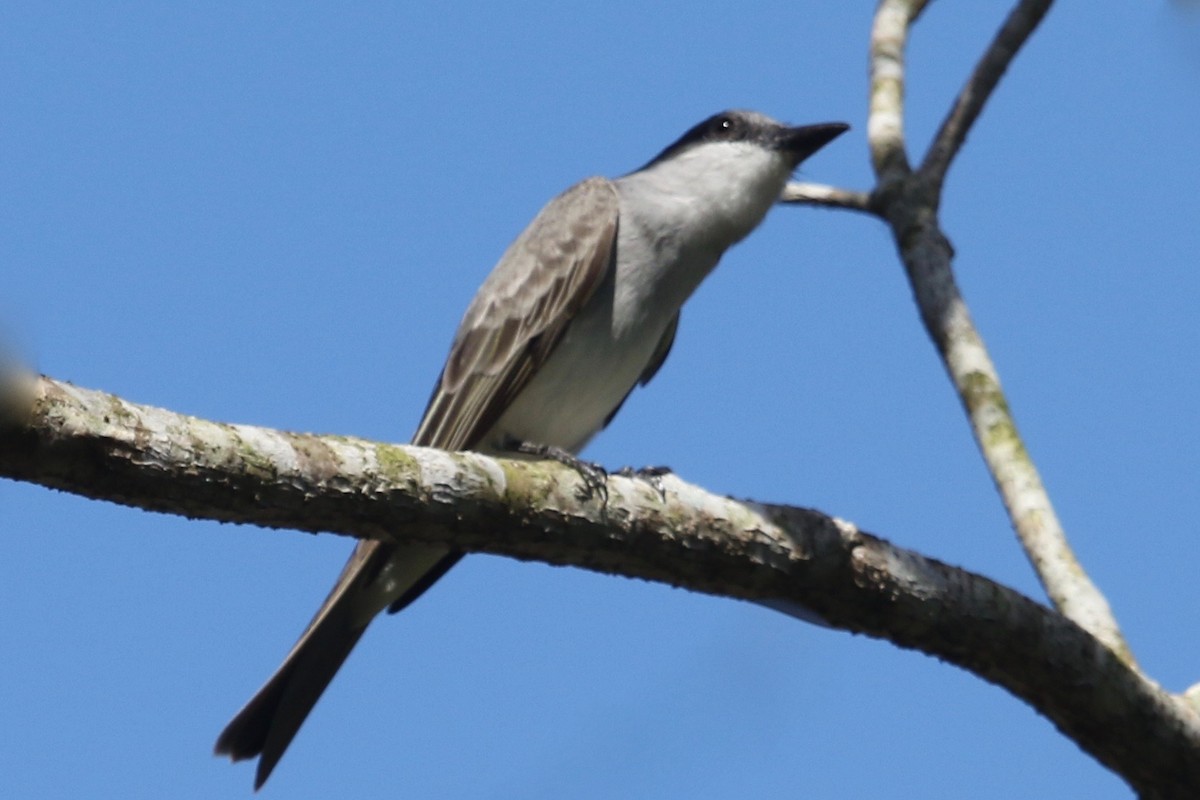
[215,109,848,789]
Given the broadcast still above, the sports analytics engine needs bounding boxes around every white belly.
[482,276,668,454]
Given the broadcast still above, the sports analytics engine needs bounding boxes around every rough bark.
[2,373,1197,797]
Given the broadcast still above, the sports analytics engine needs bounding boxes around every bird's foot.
[508,439,609,504]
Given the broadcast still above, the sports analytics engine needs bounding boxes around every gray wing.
[413,175,620,450]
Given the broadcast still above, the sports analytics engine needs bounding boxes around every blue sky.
[2,3,1198,798]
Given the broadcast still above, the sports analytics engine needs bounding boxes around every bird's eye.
[709,114,740,139]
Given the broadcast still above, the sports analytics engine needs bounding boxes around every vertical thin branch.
[867,0,925,182]
[863,0,1132,661]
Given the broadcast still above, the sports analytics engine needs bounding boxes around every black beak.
[778,122,850,166]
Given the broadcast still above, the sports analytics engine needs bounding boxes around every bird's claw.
[509,439,610,504]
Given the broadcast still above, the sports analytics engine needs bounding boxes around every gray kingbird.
[215,109,847,788]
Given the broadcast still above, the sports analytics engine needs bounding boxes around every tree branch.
[921,0,1055,191]
[858,0,1133,660]
[2,374,1197,797]
[867,0,926,182]
[779,182,874,214]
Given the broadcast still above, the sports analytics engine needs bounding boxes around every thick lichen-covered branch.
[1,374,1197,796]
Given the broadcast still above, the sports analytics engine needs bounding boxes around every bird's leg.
[505,438,609,504]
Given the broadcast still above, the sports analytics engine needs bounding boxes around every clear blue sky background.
[2,3,1198,798]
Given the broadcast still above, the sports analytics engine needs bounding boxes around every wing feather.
[413,176,620,451]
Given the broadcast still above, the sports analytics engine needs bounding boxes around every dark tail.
[214,601,368,789]
[215,540,457,789]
